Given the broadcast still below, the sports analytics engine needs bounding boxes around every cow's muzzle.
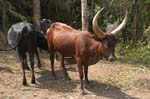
[108,54,116,61]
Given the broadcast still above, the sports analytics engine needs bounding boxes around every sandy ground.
[0,50,150,99]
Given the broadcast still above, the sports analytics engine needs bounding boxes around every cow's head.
[92,8,128,61]
[40,19,53,33]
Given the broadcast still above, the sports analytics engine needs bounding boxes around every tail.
[0,45,17,51]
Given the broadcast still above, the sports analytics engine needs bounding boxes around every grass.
[116,44,150,65]
[97,61,150,91]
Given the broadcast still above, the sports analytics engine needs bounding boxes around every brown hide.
[46,22,110,95]
[46,8,127,95]
[46,22,105,65]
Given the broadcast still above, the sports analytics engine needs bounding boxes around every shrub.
[117,43,150,65]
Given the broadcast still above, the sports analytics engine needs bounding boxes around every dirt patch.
[0,51,150,99]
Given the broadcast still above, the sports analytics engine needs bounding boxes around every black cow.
[0,21,48,85]
[40,19,53,34]
[36,30,49,52]
[40,19,61,58]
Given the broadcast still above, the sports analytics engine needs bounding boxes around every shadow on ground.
[86,80,139,99]
[34,67,139,99]
[36,68,78,93]
[0,66,14,73]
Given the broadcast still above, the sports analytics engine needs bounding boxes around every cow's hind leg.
[60,55,71,80]
[24,54,30,70]
[21,57,27,86]
[29,52,36,84]
[17,49,27,86]
[50,51,57,80]
[35,48,41,69]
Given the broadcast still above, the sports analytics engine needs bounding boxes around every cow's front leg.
[50,51,57,80]
[76,57,85,95]
[84,65,90,87]
[29,52,36,84]
[60,55,71,80]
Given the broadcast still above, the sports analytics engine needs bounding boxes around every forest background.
[0,0,150,64]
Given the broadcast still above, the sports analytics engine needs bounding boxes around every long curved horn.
[111,11,128,35]
[92,7,106,38]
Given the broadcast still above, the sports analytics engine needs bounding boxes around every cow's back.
[47,22,99,62]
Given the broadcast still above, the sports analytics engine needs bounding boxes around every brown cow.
[46,8,128,95]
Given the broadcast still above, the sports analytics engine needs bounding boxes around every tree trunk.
[81,0,89,31]
[1,0,8,45]
[33,0,41,31]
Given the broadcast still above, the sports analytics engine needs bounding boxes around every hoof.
[23,81,28,86]
[63,76,71,81]
[85,81,90,88]
[85,84,91,89]
[31,80,36,84]
[37,63,42,69]
[25,66,30,71]
[51,76,57,80]
[80,91,86,96]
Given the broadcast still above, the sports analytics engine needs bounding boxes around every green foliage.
[145,0,150,3]
[8,9,27,21]
[143,26,150,45]
[40,0,81,28]
[117,43,150,64]
[0,0,149,65]
[144,26,150,35]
